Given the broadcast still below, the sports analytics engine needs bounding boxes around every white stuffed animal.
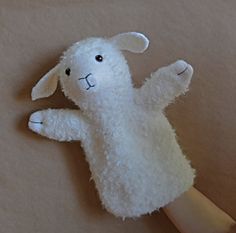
[28,32,195,218]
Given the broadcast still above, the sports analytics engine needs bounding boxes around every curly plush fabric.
[28,32,195,218]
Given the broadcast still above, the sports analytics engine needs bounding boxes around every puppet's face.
[59,38,131,104]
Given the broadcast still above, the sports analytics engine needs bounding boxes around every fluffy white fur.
[28,32,195,218]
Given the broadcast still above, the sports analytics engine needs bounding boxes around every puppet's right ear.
[110,32,149,53]
[31,64,60,101]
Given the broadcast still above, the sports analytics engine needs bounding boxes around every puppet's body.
[83,96,193,217]
[28,32,195,218]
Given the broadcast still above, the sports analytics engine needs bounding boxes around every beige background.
[0,1,236,232]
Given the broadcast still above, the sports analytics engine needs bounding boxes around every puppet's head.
[31,32,149,109]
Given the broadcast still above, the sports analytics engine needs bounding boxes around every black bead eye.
[65,68,71,76]
[95,55,103,62]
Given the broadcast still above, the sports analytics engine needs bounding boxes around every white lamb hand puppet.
[28,32,195,218]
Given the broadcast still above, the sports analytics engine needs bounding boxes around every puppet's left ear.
[110,32,149,53]
[31,64,60,101]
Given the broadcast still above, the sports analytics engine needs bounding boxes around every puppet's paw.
[28,111,44,134]
[170,60,193,79]
[168,60,193,88]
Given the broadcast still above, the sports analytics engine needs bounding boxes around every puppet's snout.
[78,73,97,91]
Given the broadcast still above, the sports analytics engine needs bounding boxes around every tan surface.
[0,1,236,232]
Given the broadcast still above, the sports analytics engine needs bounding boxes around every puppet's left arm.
[135,60,193,110]
[28,109,88,141]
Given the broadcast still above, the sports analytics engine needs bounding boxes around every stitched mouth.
[177,66,188,75]
[78,73,95,90]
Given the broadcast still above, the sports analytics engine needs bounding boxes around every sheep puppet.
[28,32,195,218]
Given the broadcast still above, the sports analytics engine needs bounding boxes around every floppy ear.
[31,64,60,100]
[110,32,149,53]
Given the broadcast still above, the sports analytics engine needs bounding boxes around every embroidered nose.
[78,73,96,90]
